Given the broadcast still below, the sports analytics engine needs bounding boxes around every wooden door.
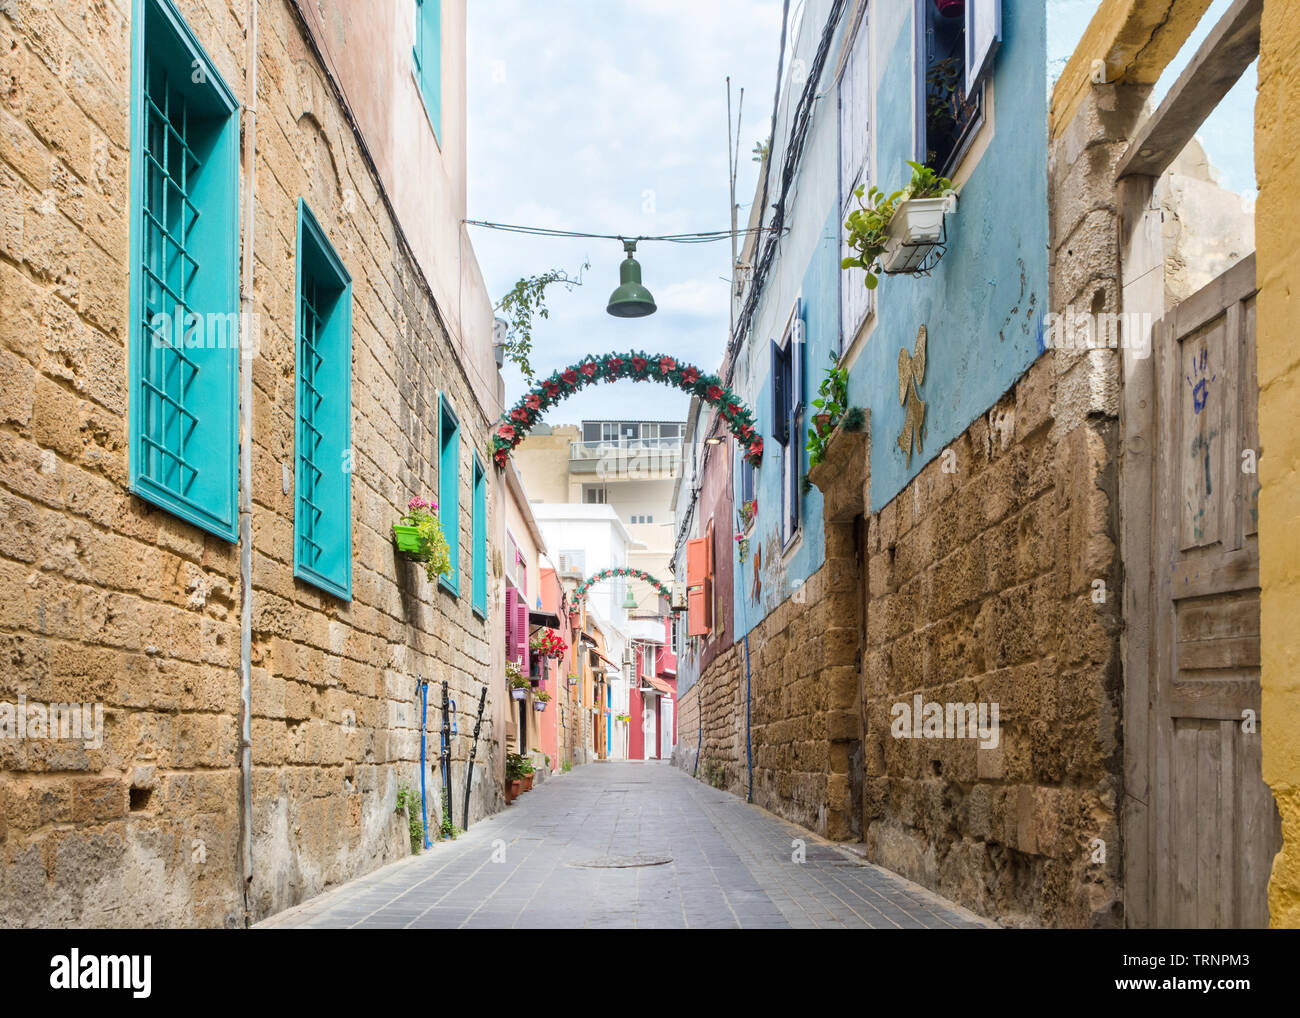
[1131,254,1280,927]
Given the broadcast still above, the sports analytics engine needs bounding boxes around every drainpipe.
[236,0,259,924]
[419,677,431,850]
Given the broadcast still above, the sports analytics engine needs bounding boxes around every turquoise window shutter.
[471,453,487,617]
[293,200,353,600]
[128,0,240,542]
[413,0,442,141]
[439,394,460,594]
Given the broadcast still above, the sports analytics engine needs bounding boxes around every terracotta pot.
[814,413,832,436]
[507,779,520,802]
[523,773,533,791]
[392,524,424,556]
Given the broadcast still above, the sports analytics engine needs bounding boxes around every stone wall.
[0,0,499,927]
[1258,0,1300,930]
[672,459,865,840]
[862,350,1122,928]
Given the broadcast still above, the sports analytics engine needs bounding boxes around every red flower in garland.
[740,423,754,439]
[658,356,676,375]
[562,369,579,386]
[727,402,741,418]
[681,367,700,385]
[494,449,509,467]
[631,356,648,373]
[580,360,598,378]
[525,393,541,411]
[608,357,623,373]
[706,385,723,402]
[510,407,530,423]
[749,437,764,461]
[543,380,560,398]
[498,423,517,442]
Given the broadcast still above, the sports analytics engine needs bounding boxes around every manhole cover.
[569,854,673,869]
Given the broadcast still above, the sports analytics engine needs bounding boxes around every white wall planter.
[881,193,957,275]
[511,687,527,701]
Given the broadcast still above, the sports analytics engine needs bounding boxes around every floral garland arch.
[572,567,674,606]
[492,351,763,469]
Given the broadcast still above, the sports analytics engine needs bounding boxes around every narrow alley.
[257,763,989,930]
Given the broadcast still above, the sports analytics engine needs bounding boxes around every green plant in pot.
[533,689,551,712]
[508,662,529,701]
[806,354,849,468]
[842,161,955,289]
[393,496,452,582]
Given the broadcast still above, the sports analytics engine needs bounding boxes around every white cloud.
[468,1,783,411]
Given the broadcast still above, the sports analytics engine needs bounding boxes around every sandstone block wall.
[673,552,862,840]
[1258,0,1300,930]
[0,0,500,927]
[862,349,1122,928]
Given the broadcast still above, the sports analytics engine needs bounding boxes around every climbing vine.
[572,567,674,605]
[493,351,764,469]
[494,265,587,381]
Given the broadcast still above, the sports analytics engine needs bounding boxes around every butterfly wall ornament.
[897,324,928,467]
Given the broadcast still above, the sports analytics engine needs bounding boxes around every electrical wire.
[728,0,849,375]
[464,219,783,245]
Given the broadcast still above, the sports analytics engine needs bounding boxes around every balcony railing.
[569,437,684,461]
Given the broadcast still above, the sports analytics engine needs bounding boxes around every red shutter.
[686,538,708,586]
[687,578,713,637]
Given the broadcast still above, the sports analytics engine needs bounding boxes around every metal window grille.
[139,52,202,503]
[297,276,326,572]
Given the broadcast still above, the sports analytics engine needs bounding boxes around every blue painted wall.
[733,207,842,639]
[857,0,1048,511]
[728,0,1049,640]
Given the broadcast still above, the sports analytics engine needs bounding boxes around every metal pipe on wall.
[236,0,259,925]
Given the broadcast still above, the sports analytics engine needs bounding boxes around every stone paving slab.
[257,762,996,930]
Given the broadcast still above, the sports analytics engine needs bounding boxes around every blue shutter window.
[413,0,442,142]
[471,453,487,618]
[128,0,240,541]
[294,200,353,600]
[439,394,461,595]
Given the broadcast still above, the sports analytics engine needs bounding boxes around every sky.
[466,0,784,427]
[466,1,1257,428]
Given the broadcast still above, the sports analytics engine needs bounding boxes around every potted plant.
[807,354,850,468]
[521,759,535,791]
[529,627,567,661]
[843,161,957,287]
[508,662,529,701]
[392,496,453,582]
[737,498,757,531]
[506,752,527,801]
[533,690,551,712]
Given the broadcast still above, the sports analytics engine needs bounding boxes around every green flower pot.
[393,524,425,557]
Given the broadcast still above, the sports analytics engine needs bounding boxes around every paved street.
[258,762,992,929]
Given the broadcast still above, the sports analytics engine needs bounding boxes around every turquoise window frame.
[438,393,461,596]
[127,0,240,542]
[471,452,487,618]
[412,0,442,142]
[293,199,353,601]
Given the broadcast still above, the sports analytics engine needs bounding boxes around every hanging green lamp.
[606,240,657,318]
[622,588,639,611]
